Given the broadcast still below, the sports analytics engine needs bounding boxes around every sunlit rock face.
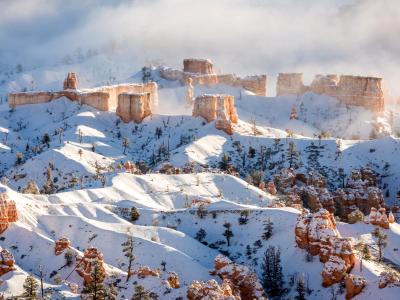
[183,58,215,74]
[277,72,384,112]
[276,73,305,96]
[54,237,71,256]
[76,247,105,286]
[213,255,265,300]
[0,192,18,234]
[160,59,267,96]
[295,209,356,287]
[364,207,393,229]
[344,274,367,299]
[193,94,238,134]
[8,73,158,113]
[187,279,239,300]
[63,72,78,90]
[117,92,152,123]
[0,247,15,276]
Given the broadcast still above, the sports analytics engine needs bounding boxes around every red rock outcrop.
[134,266,160,278]
[335,168,385,220]
[0,192,18,234]
[295,210,356,286]
[213,255,265,300]
[9,75,158,114]
[0,247,15,276]
[160,59,267,96]
[193,94,238,135]
[63,72,78,90]
[187,279,240,300]
[116,93,152,123]
[166,272,180,289]
[276,73,305,96]
[54,237,71,256]
[76,247,105,286]
[378,271,400,289]
[364,207,391,229]
[344,274,367,299]
[184,59,215,74]
[278,73,384,112]
[123,161,138,174]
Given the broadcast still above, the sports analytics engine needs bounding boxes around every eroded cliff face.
[63,72,78,90]
[213,255,265,300]
[54,237,71,256]
[193,94,238,134]
[8,73,159,114]
[0,192,18,234]
[116,93,152,123]
[160,59,267,96]
[0,247,15,277]
[276,73,305,96]
[295,209,356,287]
[183,58,215,74]
[76,247,105,286]
[277,72,384,112]
[187,279,239,300]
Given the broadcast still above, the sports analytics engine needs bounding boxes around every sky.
[0,0,399,96]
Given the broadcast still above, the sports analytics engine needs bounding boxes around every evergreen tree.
[122,138,130,155]
[131,285,152,300]
[122,233,135,282]
[42,133,50,147]
[372,227,388,261]
[262,218,273,240]
[223,222,234,247]
[219,153,231,171]
[295,274,306,300]
[262,245,284,296]
[130,206,140,221]
[81,260,107,300]
[22,275,39,299]
[286,141,300,169]
[195,228,207,243]
[238,209,250,225]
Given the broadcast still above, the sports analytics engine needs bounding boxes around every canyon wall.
[193,94,238,135]
[116,93,152,123]
[8,74,159,115]
[160,59,267,96]
[276,73,384,112]
[0,192,18,234]
[184,58,215,74]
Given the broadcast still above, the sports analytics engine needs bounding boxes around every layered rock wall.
[160,59,267,96]
[0,192,18,234]
[183,58,215,74]
[277,72,384,112]
[276,73,305,96]
[9,73,158,114]
[193,94,238,134]
[76,247,105,285]
[0,247,15,276]
[116,93,152,123]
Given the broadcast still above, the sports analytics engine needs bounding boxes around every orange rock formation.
[344,274,367,299]
[184,58,215,74]
[295,209,356,286]
[116,92,152,123]
[213,255,265,300]
[54,237,71,256]
[276,73,384,112]
[187,279,240,300]
[0,192,18,234]
[166,272,180,289]
[378,271,400,289]
[63,72,78,90]
[193,94,238,134]
[0,247,15,276]
[76,247,105,285]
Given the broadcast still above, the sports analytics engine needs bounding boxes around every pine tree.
[295,274,306,300]
[81,260,107,300]
[122,138,130,155]
[130,206,140,221]
[223,222,234,247]
[372,227,388,261]
[22,275,39,299]
[195,228,207,243]
[238,209,250,225]
[122,233,135,282]
[131,285,152,300]
[262,245,284,296]
[262,218,273,240]
[286,141,300,169]
[42,133,50,147]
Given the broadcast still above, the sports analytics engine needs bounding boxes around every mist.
[1,0,399,96]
